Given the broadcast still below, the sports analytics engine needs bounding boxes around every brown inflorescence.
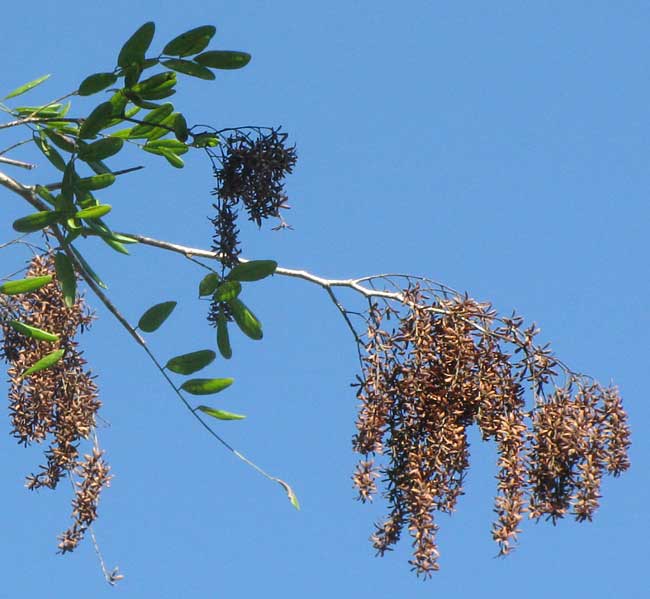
[210,127,297,269]
[353,286,630,577]
[0,252,110,552]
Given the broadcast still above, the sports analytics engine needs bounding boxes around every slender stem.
[0,155,35,169]
[0,116,82,130]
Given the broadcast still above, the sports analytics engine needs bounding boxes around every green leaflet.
[161,59,215,80]
[228,298,263,340]
[35,185,56,206]
[138,300,177,332]
[76,173,116,191]
[44,129,77,153]
[33,133,66,171]
[216,314,232,360]
[12,210,62,233]
[128,102,174,137]
[165,350,216,375]
[191,132,219,148]
[197,406,245,421]
[227,260,277,282]
[277,479,301,511]
[21,349,65,378]
[194,51,251,70]
[102,237,130,256]
[0,275,52,295]
[54,252,76,308]
[163,25,216,57]
[118,22,155,68]
[70,245,108,289]
[14,105,62,118]
[132,71,176,94]
[78,138,124,161]
[173,113,188,142]
[3,74,50,100]
[198,272,220,296]
[76,204,112,220]
[180,377,233,395]
[85,219,137,244]
[9,320,59,342]
[214,280,242,302]
[79,102,114,139]
[78,72,118,96]
[143,139,188,154]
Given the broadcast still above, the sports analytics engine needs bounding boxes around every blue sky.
[1,2,648,597]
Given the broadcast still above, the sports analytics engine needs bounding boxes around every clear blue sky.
[1,2,648,597]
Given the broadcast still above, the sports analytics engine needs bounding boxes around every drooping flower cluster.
[0,253,110,553]
[353,286,630,577]
[210,127,297,268]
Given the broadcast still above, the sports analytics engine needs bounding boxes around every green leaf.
[118,22,155,68]
[180,377,233,395]
[85,219,137,244]
[163,25,216,57]
[143,138,188,154]
[14,105,62,118]
[0,275,52,295]
[132,71,176,94]
[60,159,77,204]
[277,479,300,511]
[102,237,130,255]
[228,298,263,340]
[227,260,277,282]
[128,102,174,137]
[9,320,59,342]
[216,314,232,359]
[3,74,50,100]
[12,210,62,233]
[33,133,66,171]
[159,149,184,168]
[161,59,215,80]
[197,405,245,421]
[75,173,116,191]
[54,252,76,308]
[78,137,124,161]
[214,280,242,302]
[194,51,251,70]
[70,245,108,289]
[35,185,56,206]
[44,129,77,153]
[138,300,177,332]
[21,349,65,378]
[191,132,219,148]
[78,72,118,96]
[79,101,114,139]
[173,113,188,142]
[76,204,112,220]
[198,272,220,296]
[165,350,216,375]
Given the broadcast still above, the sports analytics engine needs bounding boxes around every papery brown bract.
[353,285,631,576]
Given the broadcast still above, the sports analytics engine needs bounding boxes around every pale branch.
[0,116,82,130]
[0,155,35,169]
[119,233,406,303]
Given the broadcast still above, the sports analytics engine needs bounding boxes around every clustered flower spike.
[210,127,297,269]
[353,286,630,577]
[0,253,110,553]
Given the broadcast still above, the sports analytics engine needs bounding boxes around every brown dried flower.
[210,127,297,268]
[353,285,631,577]
[1,252,110,552]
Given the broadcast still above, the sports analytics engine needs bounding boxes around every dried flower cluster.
[353,286,630,577]
[0,253,110,553]
[210,127,297,268]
